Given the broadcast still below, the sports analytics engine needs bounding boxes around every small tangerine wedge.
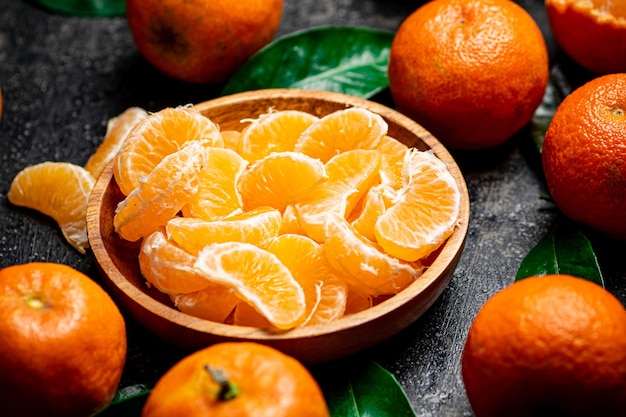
[181,147,248,221]
[220,130,242,151]
[266,234,348,326]
[8,162,95,254]
[139,230,212,295]
[238,110,319,162]
[279,204,307,235]
[85,107,148,179]
[232,301,274,328]
[170,285,240,323]
[166,206,282,255]
[193,242,306,330]
[114,107,222,195]
[141,342,330,417]
[237,151,327,212]
[295,149,382,242]
[349,184,387,242]
[294,107,387,163]
[114,141,208,242]
[343,289,373,316]
[375,149,461,262]
[375,135,410,200]
[323,213,421,297]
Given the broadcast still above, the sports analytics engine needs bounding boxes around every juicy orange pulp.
[108,106,462,330]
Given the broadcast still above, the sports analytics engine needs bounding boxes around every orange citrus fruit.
[294,107,387,163]
[181,147,248,221]
[237,151,327,212]
[8,162,95,254]
[113,107,222,196]
[266,233,348,326]
[323,213,421,297]
[85,106,148,179]
[238,110,319,162]
[139,229,213,295]
[166,206,283,255]
[542,73,626,240]
[141,342,330,417]
[194,242,306,329]
[461,274,626,416]
[0,262,127,417]
[295,148,382,242]
[126,0,283,84]
[170,284,240,323]
[375,149,461,262]
[388,0,549,149]
[114,141,208,242]
[546,0,626,74]
[108,105,461,327]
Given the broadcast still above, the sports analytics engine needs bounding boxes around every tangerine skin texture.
[126,0,283,84]
[542,73,626,240]
[388,0,549,149]
[546,0,626,74]
[142,342,330,417]
[0,262,127,417]
[461,275,626,417]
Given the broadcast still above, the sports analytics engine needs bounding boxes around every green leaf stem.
[222,26,394,99]
[516,221,604,287]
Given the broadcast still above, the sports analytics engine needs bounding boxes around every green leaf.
[222,26,394,99]
[530,64,574,152]
[516,220,604,287]
[34,0,125,17]
[318,361,417,417]
[94,383,151,416]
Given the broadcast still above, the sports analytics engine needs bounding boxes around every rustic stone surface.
[0,1,624,415]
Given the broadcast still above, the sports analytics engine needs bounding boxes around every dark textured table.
[1,1,625,416]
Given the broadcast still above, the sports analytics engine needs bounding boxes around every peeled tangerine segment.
[138,229,213,295]
[85,107,148,179]
[266,233,348,326]
[181,147,248,221]
[166,206,282,256]
[295,149,382,242]
[238,110,319,162]
[7,162,95,254]
[114,141,208,242]
[170,285,240,323]
[237,151,327,212]
[194,241,306,330]
[375,149,461,262]
[114,107,223,196]
[323,213,421,297]
[294,107,388,163]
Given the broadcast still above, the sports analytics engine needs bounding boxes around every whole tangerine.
[388,0,549,149]
[461,274,626,417]
[126,0,283,84]
[542,73,626,240]
[546,0,626,74]
[0,262,127,417]
[141,342,330,417]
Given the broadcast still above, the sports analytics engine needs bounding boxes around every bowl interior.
[87,89,470,364]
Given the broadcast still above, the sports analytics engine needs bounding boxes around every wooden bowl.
[87,89,470,365]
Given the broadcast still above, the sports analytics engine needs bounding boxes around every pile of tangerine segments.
[111,106,461,330]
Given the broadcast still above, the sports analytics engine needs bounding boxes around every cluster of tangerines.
[112,105,461,330]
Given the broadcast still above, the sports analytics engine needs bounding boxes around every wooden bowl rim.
[87,88,470,346]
